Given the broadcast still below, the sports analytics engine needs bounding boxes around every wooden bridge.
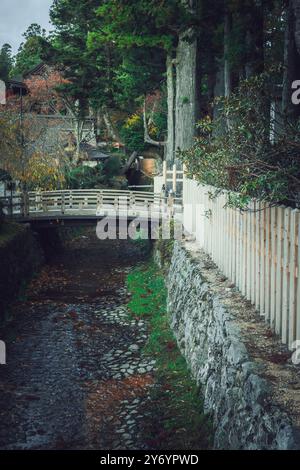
[0,189,182,227]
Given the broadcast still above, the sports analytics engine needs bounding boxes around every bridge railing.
[0,189,182,219]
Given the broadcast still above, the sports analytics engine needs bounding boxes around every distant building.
[5,78,27,100]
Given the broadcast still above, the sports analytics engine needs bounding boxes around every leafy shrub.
[65,164,105,189]
[120,113,146,153]
[24,152,66,191]
[180,71,300,208]
[65,159,128,190]
[103,155,121,178]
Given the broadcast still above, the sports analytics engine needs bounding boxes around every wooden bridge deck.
[0,189,182,226]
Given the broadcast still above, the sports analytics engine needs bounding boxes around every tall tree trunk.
[174,30,198,158]
[292,0,300,55]
[165,54,176,162]
[102,107,123,144]
[94,108,103,144]
[74,119,84,165]
[224,5,232,98]
[172,0,200,162]
[244,0,265,78]
[206,48,216,118]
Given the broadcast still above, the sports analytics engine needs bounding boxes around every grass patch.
[126,262,212,450]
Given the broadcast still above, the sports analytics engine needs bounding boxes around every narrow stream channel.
[0,230,155,450]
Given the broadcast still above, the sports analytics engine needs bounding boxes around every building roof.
[80,143,111,161]
[7,78,26,88]
[23,63,48,79]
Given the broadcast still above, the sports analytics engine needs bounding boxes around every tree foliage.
[2,0,300,203]
[181,70,300,206]
[13,24,47,77]
[0,44,13,82]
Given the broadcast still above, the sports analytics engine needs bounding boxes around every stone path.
[0,235,155,450]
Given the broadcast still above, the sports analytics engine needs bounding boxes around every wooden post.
[96,192,103,215]
[172,164,177,193]
[42,199,48,213]
[167,192,175,219]
[61,193,65,215]
[237,209,243,292]
[69,192,73,210]
[275,207,284,335]
[255,201,261,311]
[163,161,167,188]
[264,206,271,320]
[270,206,277,330]
[246,207,252,301]
[130,193,135,207]
[288,210,299,349]
[281,208,291,344]
[23,191,29,217]
[36,191,42,212]
[296,213,300,344]
[259,204,266,317]
[9,187,13,216]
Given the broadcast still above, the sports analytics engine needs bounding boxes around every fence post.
[259,204,266,317]
[172,164,177,193]
[23,191,29,217]
[96,192,103,215]
[9,188,13,216]
[296,213,300,344]
[255,201,261,310]
[269,206,277,329]
[69,191,73,210]
[275,207,284,335]
[61,193,65,215]
[288,209,299,349]
[163,161,167,188]
[281,208,291,344]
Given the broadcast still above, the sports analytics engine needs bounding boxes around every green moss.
[126,262,212,450]
[155,238,174,271]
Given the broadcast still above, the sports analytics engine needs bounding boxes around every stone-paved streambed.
[0,232,156,450]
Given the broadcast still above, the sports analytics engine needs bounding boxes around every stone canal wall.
[0,223,44,318]
[160,240,300,450]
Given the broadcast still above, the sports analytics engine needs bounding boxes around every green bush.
[103,155,121,178]
[120,113,146,153]
[180,71,300,208]
[65,158,128,190]
[65,165,105,189]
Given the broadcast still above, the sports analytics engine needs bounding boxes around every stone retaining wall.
[0,224,44,318]
[163,240,300,450]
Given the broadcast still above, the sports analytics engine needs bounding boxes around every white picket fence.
[182,177,300,350]
[154,162,184,194]
[155,169,300,350]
